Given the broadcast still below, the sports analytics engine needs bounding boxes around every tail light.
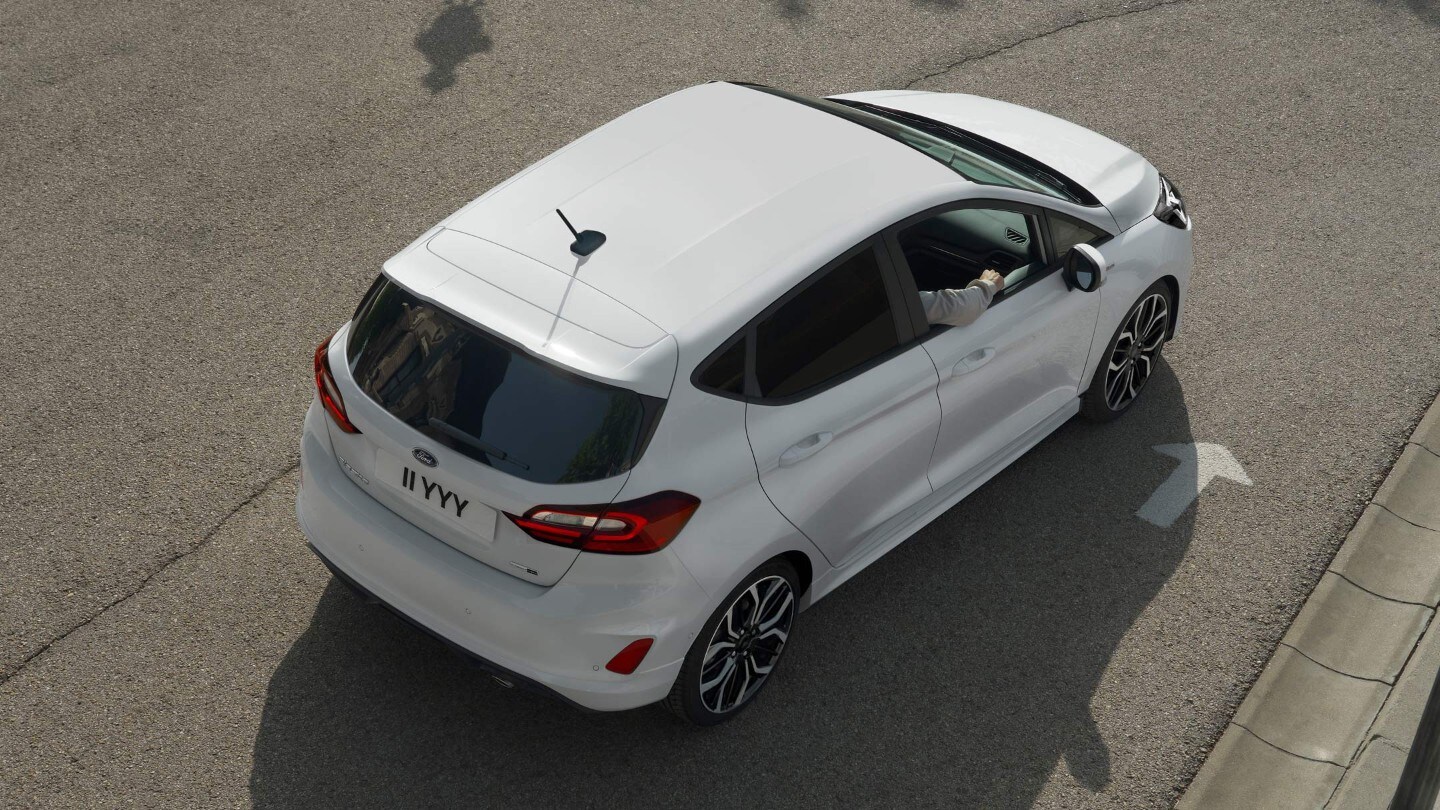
[314,333,360,434]
[505,491,700,555]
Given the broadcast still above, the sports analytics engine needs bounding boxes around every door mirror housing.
[1063,244,1107,292]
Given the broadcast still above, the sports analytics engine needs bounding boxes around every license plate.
[374,451,497,540]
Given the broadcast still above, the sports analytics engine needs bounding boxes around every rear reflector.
[505,491,701,555]
[605,638,655,675]
[314,333,360,434]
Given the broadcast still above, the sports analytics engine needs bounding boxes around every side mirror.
[1063,244,1107,292]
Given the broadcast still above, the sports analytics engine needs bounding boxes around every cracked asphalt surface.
[2,0,1438,807]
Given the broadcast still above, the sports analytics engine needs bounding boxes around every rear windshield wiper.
[421,417,531,471]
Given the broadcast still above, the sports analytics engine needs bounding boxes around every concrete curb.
[1180,393,1440,809]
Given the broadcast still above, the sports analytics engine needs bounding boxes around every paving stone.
[1413,395,1440,456]
[1232,645,1389,765]
[1375,445,1440,532]
[1327,737,1409,810]
[1283,572,1432,683]
[1331,505,1440,605]
[1178,725,1344,810]
[1372,619,1440,745]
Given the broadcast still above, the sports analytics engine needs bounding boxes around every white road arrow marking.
[1136,443,1252,528]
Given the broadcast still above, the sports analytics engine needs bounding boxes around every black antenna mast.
[555,209,606,257]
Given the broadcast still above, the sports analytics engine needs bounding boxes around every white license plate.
[374,451,497,540]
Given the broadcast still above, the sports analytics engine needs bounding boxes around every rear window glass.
[347,279,657,484]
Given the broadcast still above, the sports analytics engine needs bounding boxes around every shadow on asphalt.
[770,0,811,19]
[251,362,1194,807]
[415,0,491,93]
[1384,0,1440,25]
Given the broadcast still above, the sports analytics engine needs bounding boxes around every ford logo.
[412,447,438,467]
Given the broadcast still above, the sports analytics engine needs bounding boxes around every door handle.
[779,432,833,467]
[953,347,996,375]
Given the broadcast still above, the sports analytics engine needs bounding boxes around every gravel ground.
[1,0,1437,807]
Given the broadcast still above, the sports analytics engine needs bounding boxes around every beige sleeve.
[918,279,998,327]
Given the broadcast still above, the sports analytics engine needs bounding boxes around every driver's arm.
[919,270,1006,327]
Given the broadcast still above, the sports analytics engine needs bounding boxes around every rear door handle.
[779,432,833,467]
[953,347,996,375]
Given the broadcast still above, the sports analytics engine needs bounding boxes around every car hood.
[829,90,1160,231]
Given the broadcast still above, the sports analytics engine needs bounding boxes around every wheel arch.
[1159,274,1181,339]
[777,549,814,599]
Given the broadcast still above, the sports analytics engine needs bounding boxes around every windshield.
[738,84,1090,204]
[347,279,660,484]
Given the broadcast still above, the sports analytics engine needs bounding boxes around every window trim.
[689,236,922,405]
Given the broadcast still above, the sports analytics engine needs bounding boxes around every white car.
[296,81,1192,725]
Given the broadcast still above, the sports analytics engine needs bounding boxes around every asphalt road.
[2,0,1438,807]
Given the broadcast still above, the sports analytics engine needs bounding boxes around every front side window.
[897,206,1046,300]
[1048,213,1108,255]
[347,279,658,484]
[752,246,900,399]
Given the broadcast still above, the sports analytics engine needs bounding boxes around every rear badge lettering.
[401,465,471,519]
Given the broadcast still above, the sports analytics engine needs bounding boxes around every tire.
[665,559,799,726]
[1080,280,1174,422]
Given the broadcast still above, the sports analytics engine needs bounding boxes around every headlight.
[1155,173,1189,228]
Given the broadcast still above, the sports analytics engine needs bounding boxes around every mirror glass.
[1075,269,1094,289]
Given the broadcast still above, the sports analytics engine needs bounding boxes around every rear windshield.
[347,279,660,484]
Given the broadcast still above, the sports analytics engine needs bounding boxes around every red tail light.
[605,638,655,675]
[505,491,701,555]
[314,334,360,434]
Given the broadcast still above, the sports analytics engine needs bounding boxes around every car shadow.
[1374,0,1440,25]
[250,361,1194,808]
[415,0,492,94]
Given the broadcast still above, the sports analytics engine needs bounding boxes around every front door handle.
[953,347,997,375]
[779,432,833,467]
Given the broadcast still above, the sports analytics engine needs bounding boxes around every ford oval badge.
[412,447,438,467]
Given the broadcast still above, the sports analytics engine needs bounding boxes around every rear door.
[325,278,665,586]
[733,240,942,567]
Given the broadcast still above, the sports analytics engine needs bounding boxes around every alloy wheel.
[698,574,796,715]
[1105,292,1170,411]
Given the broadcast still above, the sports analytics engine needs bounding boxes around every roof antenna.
[555,209,606,257]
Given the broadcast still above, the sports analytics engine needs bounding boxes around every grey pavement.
[1181,395,1440,808]
[2,0,1439,807]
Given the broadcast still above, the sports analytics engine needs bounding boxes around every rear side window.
[753,246,900,398]
[696,339,746,394]
[347,280,658,484]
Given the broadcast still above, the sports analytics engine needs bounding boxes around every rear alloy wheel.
[1081,282,1173,422]
[665,560,798,725]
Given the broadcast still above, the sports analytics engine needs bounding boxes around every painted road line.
[1137,443,1252,528]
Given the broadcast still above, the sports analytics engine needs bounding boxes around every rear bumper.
[295,401,705,712]
[306,540,589,710]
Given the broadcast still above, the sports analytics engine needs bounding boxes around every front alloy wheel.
[666,560,798,725]
[1081,281,1173,422]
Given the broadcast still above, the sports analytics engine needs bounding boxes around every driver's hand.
[979,269,1006,291]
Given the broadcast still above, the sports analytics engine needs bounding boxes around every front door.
[889,202,1103,490]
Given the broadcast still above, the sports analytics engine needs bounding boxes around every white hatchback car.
[297,81,1192,725]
